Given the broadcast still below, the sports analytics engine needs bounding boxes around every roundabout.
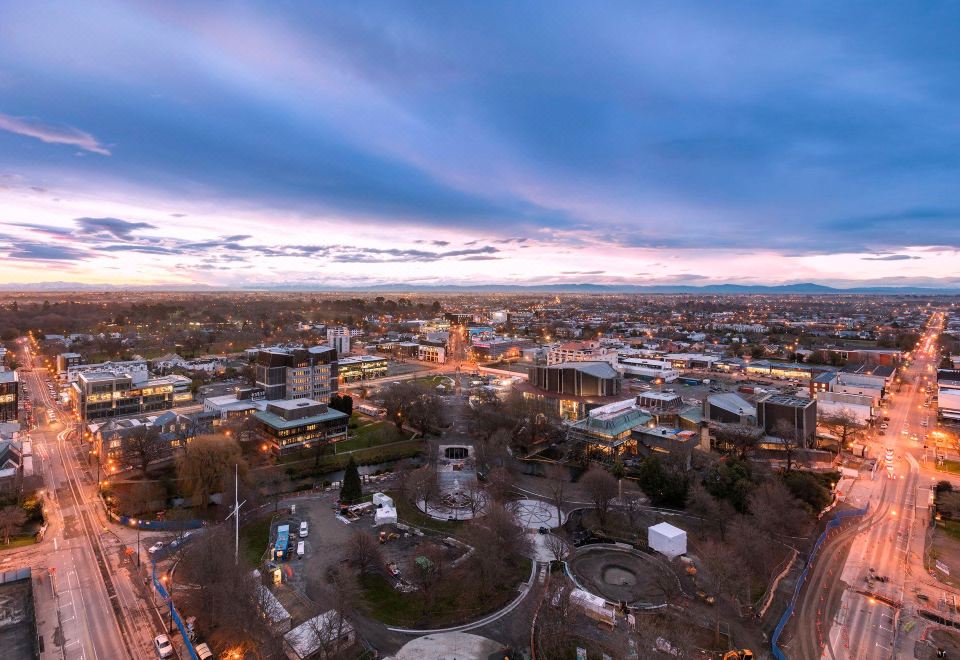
[512,498,563,529]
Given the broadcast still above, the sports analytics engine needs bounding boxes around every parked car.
[148,542,164,555]
[299,521,308,538]
[154,634,174,658]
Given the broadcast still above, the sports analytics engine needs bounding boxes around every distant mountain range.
[2,281,960,294]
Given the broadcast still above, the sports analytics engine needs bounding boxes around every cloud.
[861,254,920,261]
[5,241,86,260]
[561,270,605,275]
[75,217,155,240]
[0,113,110,155]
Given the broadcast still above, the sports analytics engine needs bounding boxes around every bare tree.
[117,480,165,517]
[487,465,514,504]
[544,463,569,527]
[545,534,570,564]
[121,424,168,475]
[818,408,866,454]
[773,419,800,471]
[699,539,745,647]
[686,481,737,540]
[713,423,764,460]
[580,466,618,528]
[345,531,383,576]
[0,505,26,545]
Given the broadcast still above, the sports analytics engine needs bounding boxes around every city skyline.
[3,2,960,289]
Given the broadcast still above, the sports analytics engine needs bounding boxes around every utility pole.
[225,464,246,564]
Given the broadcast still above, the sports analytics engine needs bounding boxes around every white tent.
[373,492,394,508]
[375,505,398,526]
[648,522,687,559]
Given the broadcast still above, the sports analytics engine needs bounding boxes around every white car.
[148,542,164,555]
[154,634,174,658]
[299,521,308,538]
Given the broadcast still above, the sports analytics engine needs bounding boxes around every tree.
[772,419,800,471]
[703,457,755,513]
[117,480,165,517]
[545,534,570,564]
[818,409,866,454]
[0,505,27,544]
[176,433,245,507]
[330,393,353,417]
[544,463,569,527]
[635,455,689,508]
[713,423,764,460]
[686,482,736,540]
[121,424,168,475]
[340,456,363,504]
[698,538,744,647]
[749,479,807,539]
[346,531,383,576]
[580,466,618,528]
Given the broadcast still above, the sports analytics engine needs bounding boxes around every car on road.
[154,634,174,658]
[148,542,164,555]
[880,423,888,429]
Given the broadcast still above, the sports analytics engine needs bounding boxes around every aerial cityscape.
[2,3,960,660]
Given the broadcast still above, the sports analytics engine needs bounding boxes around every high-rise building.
[254,345,338,402]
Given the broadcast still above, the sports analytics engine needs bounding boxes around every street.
[794,311,946,659]
[10,338,169,660]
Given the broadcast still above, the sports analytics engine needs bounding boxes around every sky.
[2,1,960,289]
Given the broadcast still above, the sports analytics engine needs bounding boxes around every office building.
[70,372,192,421]
[547,341,618,366]
[417,344,446,364]
[938,369,960,422]
[530,362,622,397]
[254,345,338,402]
[253,399,349,456]
[65,359,149,384]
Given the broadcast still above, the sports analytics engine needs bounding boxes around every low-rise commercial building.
[338,355,389,382]
[65,359,149,384]
[529,362,622,398]
[417,344,446,364]
[56,352,82,374]
[938,369,960,422]
[253,399,349,456]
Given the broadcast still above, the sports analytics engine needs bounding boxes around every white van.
[195,643,213,660]
[299,521,308,538]
[296,541,305,559]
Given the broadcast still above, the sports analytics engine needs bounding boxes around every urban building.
[757,394,817,447]
[202,386,266,420]
[547,341,618,366]
[815,391,874,423]
[91,410,214,466]
[471,337,530,361]
[338,355,388,382]
[417,344,446,364]
[567,398,650,455]
[254,345,338,402]
[65,359,149,384]
[618,358,680,382]
[56,352,82,374]
[70,372,192,421]
[253,399,349,456]
[0,370,18,423]
[529,362,622,397]
[938,369,960,422]
[704,392,756,425]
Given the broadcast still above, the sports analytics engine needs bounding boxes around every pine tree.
[340,456,362,504]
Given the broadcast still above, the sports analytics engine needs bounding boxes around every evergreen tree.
[340,456,363,504]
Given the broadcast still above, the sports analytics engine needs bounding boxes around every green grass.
[940,460,960,475]
[1,535,37,549]
[359,573,422,624]
[239,516,272,566]
[938,520,960,542]
[339,414,410,451]
[279,439,425,479]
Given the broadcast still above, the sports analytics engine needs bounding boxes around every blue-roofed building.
[253,399,348,456]
[566,398,652,457]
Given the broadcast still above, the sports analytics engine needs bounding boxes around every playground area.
[569,544,676,608]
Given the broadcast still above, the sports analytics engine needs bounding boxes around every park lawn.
[1,534,37,549]
[239,516,272,566]
[941,460,960,475]
[359,557,531,627]
[340,415,409,452]
[279,440,426,480]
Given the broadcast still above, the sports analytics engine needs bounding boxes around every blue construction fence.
[152,562,199,660]
[109,508,205,531]
[770,504,869,660]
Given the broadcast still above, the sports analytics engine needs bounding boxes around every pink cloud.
[0,113,110,156]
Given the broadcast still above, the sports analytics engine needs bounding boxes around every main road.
[8,337,166,659]
[792,310,944,659]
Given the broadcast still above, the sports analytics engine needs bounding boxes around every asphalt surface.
[792,311,943,659]
[11,338,171,660]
